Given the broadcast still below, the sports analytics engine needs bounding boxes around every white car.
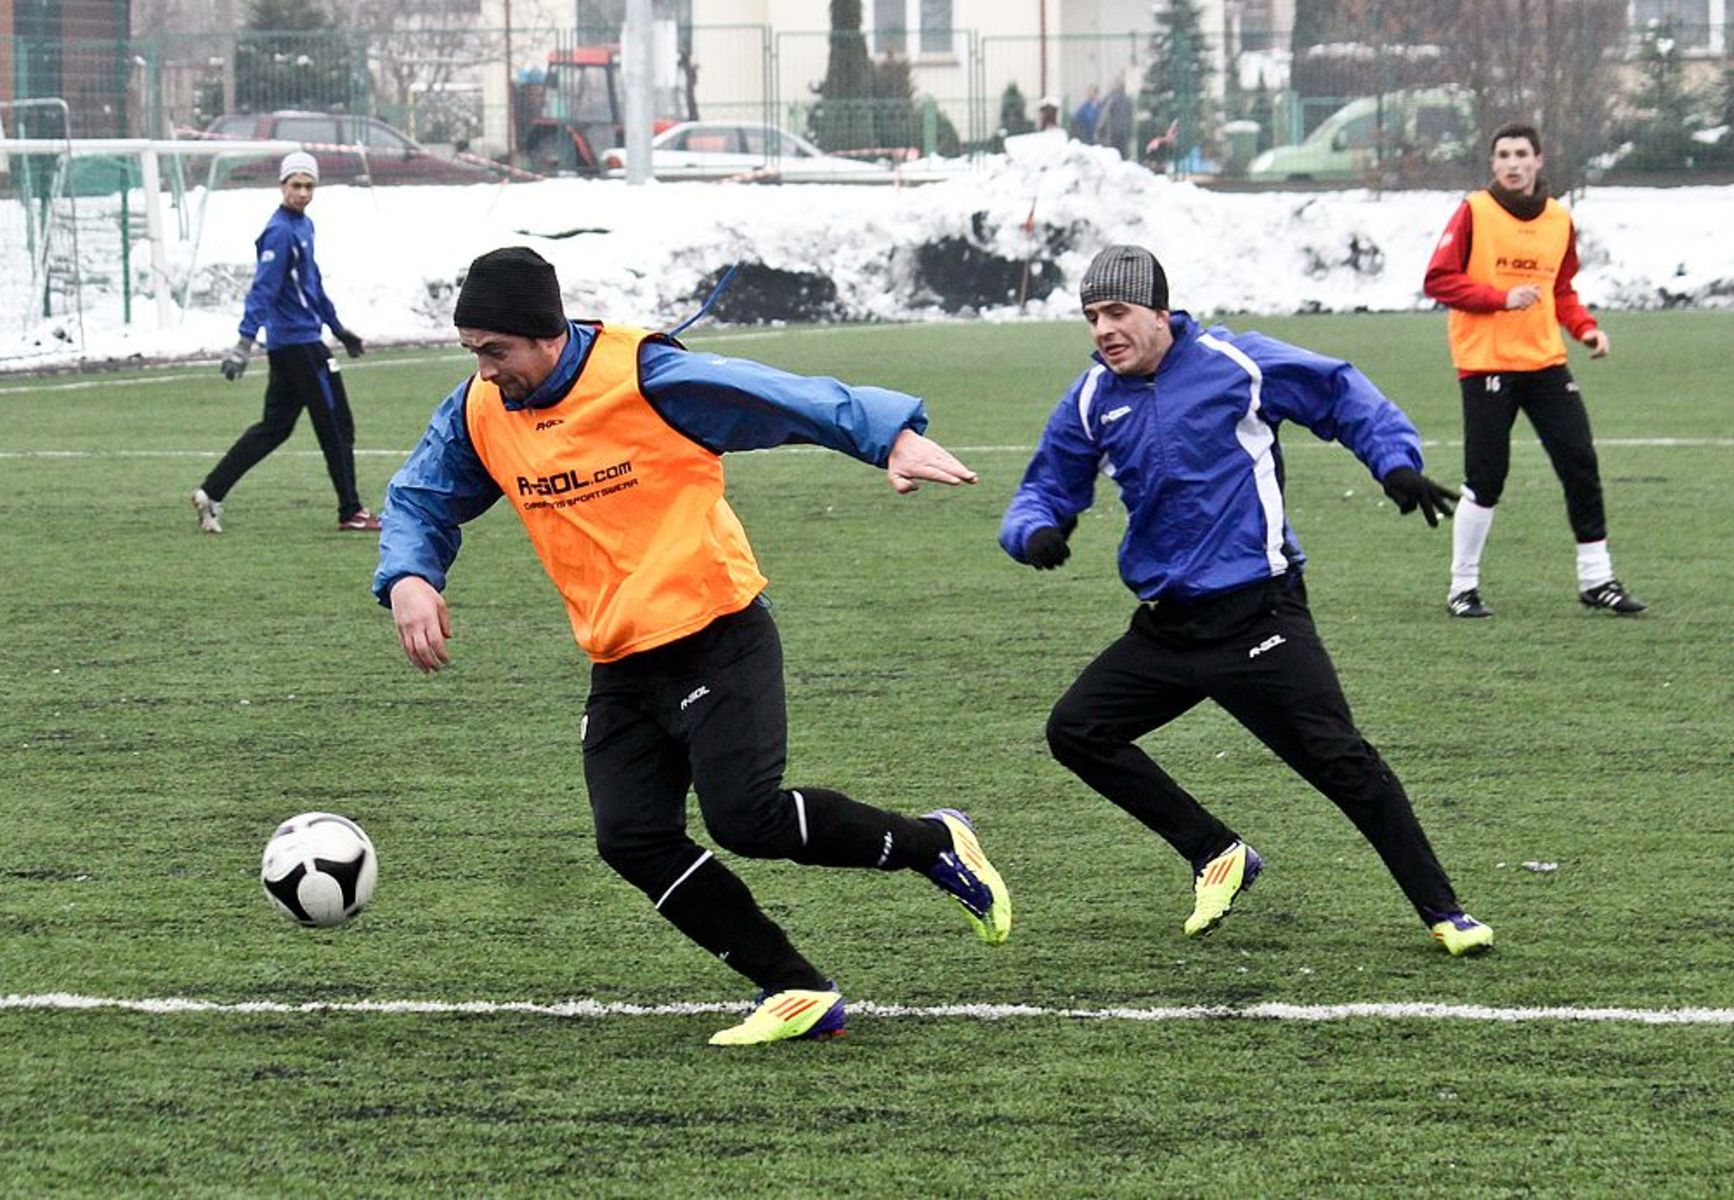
[602,122,891,183]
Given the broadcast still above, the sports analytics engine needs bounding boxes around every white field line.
[0,329,876,396]
[3,992,1732,1026]
[4,438,1733,462]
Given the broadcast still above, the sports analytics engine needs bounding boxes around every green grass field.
[2,312,1731,1197]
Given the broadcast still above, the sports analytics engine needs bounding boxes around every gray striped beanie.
[1079,244,1169,311]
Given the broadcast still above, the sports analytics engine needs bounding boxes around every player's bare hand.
[390,575,452,673]
[1504,284,1542,310]
[887,427,978,494]
[1582,328,1611,358]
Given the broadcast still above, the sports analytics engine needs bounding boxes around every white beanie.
[279,151,319,182]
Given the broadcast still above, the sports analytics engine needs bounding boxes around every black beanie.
[453,247,567,337]
[1079,244,1169,312]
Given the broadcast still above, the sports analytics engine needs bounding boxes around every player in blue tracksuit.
[1001,244,1494,955]
[191,151,375,535]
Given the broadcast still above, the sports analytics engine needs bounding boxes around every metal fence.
[4,18,1732,187]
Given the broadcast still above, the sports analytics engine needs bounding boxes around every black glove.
[1025,516,1078,570]
[1381,467,1459,528]
[219,338,252,382]
[336,329,365,358]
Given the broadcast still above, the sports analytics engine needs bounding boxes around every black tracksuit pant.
[1045,575,1461,924]
[1460,363,1606,542]
[581,596,949,993]
[202,341,364,522]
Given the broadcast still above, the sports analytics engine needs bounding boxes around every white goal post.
[0,137,351,333]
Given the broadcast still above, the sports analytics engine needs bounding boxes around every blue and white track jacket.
[999,312,1425,603]
[373,321,926,604]
[238,206,344,350]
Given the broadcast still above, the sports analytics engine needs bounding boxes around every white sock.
[1451,497,1495,596]
[1576,539,1614,591]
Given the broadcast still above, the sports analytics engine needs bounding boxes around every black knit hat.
[1079,244,1169,311]
[453,247,567,337]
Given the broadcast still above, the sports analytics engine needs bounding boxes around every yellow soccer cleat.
[1430,911,1495,956]
[923,808,1012,945]
[708,987,846,1046]
[1184,840,1263,937]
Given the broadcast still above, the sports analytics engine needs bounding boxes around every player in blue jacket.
[191,151,375,535]
[374,247,1008,1046]
[1001,244,1494,955]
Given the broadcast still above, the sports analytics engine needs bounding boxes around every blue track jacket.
[999,312,1425,603]
[372,321,927,604]
[239,205,344,349]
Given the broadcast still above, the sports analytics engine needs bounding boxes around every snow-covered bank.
[4,136,1727,372]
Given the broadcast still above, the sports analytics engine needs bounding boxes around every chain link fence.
[5,17,1731,187]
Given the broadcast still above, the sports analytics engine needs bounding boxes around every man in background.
[192,151,375,535]
[1423,121,1645,618]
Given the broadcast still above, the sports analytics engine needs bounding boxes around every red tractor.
[516,44,685,174]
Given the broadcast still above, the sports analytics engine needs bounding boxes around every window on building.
[873,0,952,57]
[1630,0,1716,49]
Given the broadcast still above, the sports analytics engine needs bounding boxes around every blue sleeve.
[637,339,927,467]
[315,272,343,336]
[999,383,1100,563]
[238,222,290,342]
[372,381,505,605]
[1234,331,1424,481]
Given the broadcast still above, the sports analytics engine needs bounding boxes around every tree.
[998,82,1033,140]
[810,0,875,153]
[872,54,959,156]
[1140,0,1214,167]
[233,0,365,114]
[1250,75,1275,153]
[1423,0,1624,191]
[347,0,490,144]
[1618,18,1705,172]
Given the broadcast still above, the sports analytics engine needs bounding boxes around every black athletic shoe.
[1579,579,1647,615]
[1447,588,1493,619]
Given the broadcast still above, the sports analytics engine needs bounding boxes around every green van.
[1248,88,1474,182]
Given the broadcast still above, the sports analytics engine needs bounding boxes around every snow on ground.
[3,134,1729,373]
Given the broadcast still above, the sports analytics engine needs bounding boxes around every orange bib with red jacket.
[463,324,767,663]
[1446,190,1573,373]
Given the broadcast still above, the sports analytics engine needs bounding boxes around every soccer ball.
[260,812,378,927]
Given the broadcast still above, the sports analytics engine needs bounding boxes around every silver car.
[602,121,891,183]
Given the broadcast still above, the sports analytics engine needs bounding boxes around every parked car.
[1247,88,1473,182]
[199,111,507,187]
[600,121,891,182]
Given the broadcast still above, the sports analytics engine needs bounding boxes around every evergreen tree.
[999,82,1034,138]
[1250,75,1275,153]
[811,0,876,152]
[1622,19,1702,170]
[1140,0,1214,166]
[234,0,363,114]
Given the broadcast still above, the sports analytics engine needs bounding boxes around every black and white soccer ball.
[260,812,378,927]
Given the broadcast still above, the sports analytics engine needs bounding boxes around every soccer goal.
[0,112,318,368]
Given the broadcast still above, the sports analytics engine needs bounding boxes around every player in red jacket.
[1423,122,1646,618]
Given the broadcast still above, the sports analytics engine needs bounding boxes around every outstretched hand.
[1381,467,1459,528]
[886,427,978,494]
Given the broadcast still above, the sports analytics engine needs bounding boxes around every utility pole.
[504,0,515,162]
[622,0,653,185]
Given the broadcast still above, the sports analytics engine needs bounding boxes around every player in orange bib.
[372,248,1011,1045]
[1423,122,1646,619]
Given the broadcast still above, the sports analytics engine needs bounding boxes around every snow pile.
[4,135,1729,372]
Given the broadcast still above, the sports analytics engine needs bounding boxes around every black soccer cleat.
[1579,579,1647,615]
[1447,588,1493,619]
